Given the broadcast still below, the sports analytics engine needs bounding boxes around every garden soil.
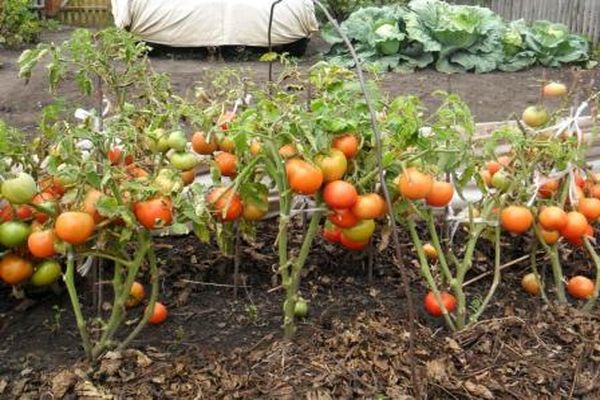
[1,27,600,399]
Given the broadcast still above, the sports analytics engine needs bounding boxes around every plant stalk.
[64,247,93,359]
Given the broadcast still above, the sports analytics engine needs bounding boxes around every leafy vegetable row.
[322,0,591,73]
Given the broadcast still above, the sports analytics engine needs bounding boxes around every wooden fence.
[55,0,111,27]
[453,0,600,43]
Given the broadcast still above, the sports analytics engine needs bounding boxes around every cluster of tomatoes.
[269,133,385,250]
[481,155,599,301]
[0,160,178,324]
[190,112,270,223]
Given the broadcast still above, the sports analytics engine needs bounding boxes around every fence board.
[56,0,111,27]
[453,0,600,42]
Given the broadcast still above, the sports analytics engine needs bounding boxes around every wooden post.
[45,0,61,16]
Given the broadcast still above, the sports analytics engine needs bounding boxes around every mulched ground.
[1,219,600,399]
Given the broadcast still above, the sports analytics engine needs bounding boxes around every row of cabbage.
[322,0,592,73]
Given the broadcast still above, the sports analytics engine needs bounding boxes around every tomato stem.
[582,238,600,312]
[118,244,159,351]
[529,239,550,306]
[425,210,453,285]
[64,246,93,360]
[468,223,501,325]
[535,226,566,304]
[407,219,456,331]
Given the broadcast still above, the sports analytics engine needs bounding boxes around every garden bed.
[1,223,600,399]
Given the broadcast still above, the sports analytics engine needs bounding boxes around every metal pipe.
[268,0,284,82]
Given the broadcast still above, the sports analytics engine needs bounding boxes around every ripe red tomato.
[0,204,33,222]
[32,191,57,223]
[133,198,173,229]
[148,301,168,324]
[424,291,456,317]
[332,134,359,159]
[328,208,358,229]
[322,221,342,243]
[323,180,358,209]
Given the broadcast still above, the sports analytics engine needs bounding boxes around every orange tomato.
[501,206,533,234]
[521,273,541,295]
[480,169,492,186]
[567,275,594,299]
[40,176,66,197]
[538,179,560,198]
[191,131,218,155]
[539,227,560,245]
[578,197,600,221]
[278,144,297,158]
[55,212,95,245]
[27,230,56,258]
[83,189,104,223]
[218,137,236,153]
[125,281,145,308]
[285,159,324,195]
[560,211,589,241]
[108,147,124,165]
[351,193,386,219]
[575,173,586,189]
[486,160,501,176]
[589,184,600,200]
[425,181,454,207]
[133,198,173,230]
[538,206,568,231]
[314,149,347,183]
[0,254,34,285]
[423,243,438,259]
[323,180,358,209]
[249,140,262,156]
[126,164,150,179]
[215,152,237,177]
[398,168,433,200]
[332,134,359,159]
[207,187,243,222]
[148,301,168,324]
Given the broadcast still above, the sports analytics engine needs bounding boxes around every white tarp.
[111,0,319,47]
